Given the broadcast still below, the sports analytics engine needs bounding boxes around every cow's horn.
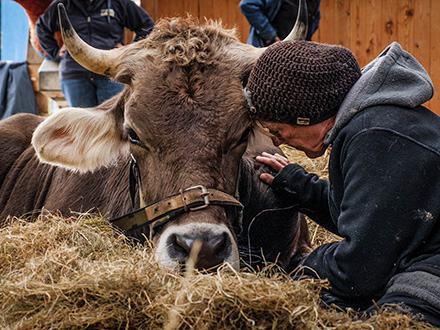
[58,3,119,77]
[284,0,308,41]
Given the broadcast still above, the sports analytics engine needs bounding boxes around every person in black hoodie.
[36,0,154,107]
[244,40,440,326]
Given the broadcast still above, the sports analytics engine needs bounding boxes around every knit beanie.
[246,40,362,126]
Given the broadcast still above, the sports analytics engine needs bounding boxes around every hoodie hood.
[324,42,434,145]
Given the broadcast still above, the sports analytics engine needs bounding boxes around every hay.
[0,214,435,329]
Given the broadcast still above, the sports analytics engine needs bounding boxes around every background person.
[36,0,154,108]
[244,40,440,326]
[239,0,321,47]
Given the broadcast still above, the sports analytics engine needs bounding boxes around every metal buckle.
[185,185,210,211]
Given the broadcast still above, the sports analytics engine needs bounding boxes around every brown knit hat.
[246,41,361,126]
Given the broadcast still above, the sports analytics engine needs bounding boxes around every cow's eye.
[127,128,143,146]
[238,126,251,145]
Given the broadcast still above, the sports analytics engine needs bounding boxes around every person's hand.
[58,44,67,57]
[255,152,292,185]
[115,42,123,48]
[265,36,281,45]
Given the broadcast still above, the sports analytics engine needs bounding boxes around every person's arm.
[122,0,155,41]
[301,129,438,305]
[256,152,336,233]
[271,163,336,233]
[36,1,62,61]
[309,0,321,37]
[239,0,278,43]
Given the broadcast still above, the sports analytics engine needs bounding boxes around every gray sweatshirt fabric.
[324,41,434,146]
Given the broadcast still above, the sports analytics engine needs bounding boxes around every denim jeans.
[60,78,124,108]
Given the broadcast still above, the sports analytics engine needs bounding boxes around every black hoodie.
[271,42,440,311]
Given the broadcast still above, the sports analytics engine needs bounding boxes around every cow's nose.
[170,233,229,270]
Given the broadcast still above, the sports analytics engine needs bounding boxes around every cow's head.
[32,2,307,271]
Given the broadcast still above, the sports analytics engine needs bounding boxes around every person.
[36,0,154,108]
[239,0,321,47]
[244,40,440,326]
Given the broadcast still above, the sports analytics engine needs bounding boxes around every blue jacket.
[271,43,440,311]
[36,0,154,80]
[239,0,321,47]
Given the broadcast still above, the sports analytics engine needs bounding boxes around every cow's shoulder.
[0,113,43,148]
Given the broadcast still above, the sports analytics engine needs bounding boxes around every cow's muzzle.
[109,155,243,270]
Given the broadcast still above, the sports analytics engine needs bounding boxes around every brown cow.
[0,2,311,271]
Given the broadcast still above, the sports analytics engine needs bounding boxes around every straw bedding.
[0,148,435,329]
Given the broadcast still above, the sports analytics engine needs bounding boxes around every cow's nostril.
[174,234,194,256]
[169,232,230,270]
[200,233,226,258]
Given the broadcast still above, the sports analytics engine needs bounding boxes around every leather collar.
[109,155,243,239]
[110,185,243,238]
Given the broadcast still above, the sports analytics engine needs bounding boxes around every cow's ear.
[245,123,278,157]
[32,107,129,172]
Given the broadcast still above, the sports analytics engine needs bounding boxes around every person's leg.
[94,79,124,105]
[60,79,98,108]
[365,292,440,327]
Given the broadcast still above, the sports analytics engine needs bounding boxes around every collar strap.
[110,185,243,233]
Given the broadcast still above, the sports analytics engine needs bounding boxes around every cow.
[0,1,312,271]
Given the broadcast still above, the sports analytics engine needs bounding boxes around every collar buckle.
[185,185,210,211]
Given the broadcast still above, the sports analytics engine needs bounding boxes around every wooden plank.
[199,0,215,21]
[27,64,40,92]
[335,0,350,47]
[141,0,157,21]
[396,0,414,52]
[350,0,368,66]
[412,0,431,109]
[430,0,440,114]
[34,92,51,116]
[315,0,335,44]
[156,0,198,19]
[365,0,382,62]
[381,0,399,47]
[234,0,251,43]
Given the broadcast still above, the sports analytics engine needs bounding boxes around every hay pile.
[0,214,434,329]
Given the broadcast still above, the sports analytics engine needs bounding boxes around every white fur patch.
[155,222,239,270]
[32,107,129,172]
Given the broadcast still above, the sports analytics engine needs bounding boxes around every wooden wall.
[314,0,440,114]
[141,0,440,114]
[140,0,251,45]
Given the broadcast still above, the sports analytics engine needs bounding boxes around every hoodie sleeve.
[239,0,278,42]
[122,0,154,41]
[271,163,338,234]
[36,1,62,61]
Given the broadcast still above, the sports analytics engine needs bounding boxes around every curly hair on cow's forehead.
[126,16,241,67]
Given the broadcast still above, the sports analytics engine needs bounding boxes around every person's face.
[261,116,336,158]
